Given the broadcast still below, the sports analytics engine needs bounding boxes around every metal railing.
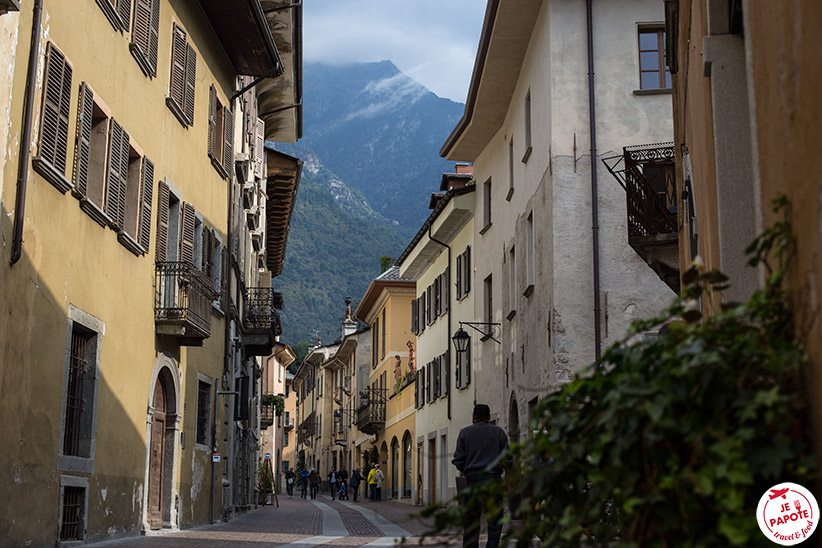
[260,401,275,429]
[155,262,217,338]
[242,287,282,336]
[356,388,387,434]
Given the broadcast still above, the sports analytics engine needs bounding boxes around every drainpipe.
[10,0,43,266]
[428,222,451,421]
[585,0,602,360]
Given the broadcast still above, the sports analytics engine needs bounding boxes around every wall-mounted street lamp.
[452,321,502,355]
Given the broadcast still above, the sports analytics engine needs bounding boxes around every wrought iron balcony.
[356,388,386,435]
[155,262,217,345]
[260,401,275,429]
[297,411,315,446]
[241,287,283,356]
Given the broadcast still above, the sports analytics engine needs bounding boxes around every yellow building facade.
[0,1,301,545]
[354,267,416,502]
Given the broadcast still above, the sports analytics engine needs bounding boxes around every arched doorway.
[509,395,520,445]
[144,357,180,531]
[390,437,399,499]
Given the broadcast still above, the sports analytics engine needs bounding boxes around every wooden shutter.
[73,83,94,197]
[410,299,418,335]
[180,202,195,264]
[155,180,169,261]
[39,42,73,173]
[465,343,471,386]
[443,268,450,313]
[207,85,217,159]
[170,24,186,111]
[434,277,440,318]
[222,107,234,175]
[105,119,127,228]
[138,157,154,252]
[465,246,471,294]
[118,0,132,31]
[455,347,461,389]
[148,0,159,74]
[184,43,196,125]
[132,0,151,56]
[254,117,265,179]
[456,254,462,299]
[443,351,450,396]
[418,366,425,407]
[203,228,212,276]
[426,285,433,325]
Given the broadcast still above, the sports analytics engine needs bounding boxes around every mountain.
[274,61,466,346]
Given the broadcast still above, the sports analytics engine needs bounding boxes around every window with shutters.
[418,292,426,333]
[208,84,234,179]
[130,0,160,77]
[456,247,471,300]
[456,342,471,389]
[96,0,132,33]
[410,299,418,335]
[442,268,449,314]
[58,307,104,474]
[166,22,196,127]
[32,42,73,194]
[434,277,441,318]
[426,285,433,326]
[483,275,493,338]
[381,307,386,360]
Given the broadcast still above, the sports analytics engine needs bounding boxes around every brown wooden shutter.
[148,0,159,74]
[118,0,132,31]
[204,228,213,279]
[105,119,125,227]
[139,157,154,252]
[443,268,450,313]
[444,351,450,395]
[207,85,216,159]
[180,202,195,264]
[183,43,196,125]
[72,83,94,197]
[254,117,265,179]
[410,299,418,335]
[222,107,234,176]
[132,0,150,57]
[456,254,462,299]
[170,24,186,111]
[39,42,73,173]
[155,180,169,261]
[465,246,471,294]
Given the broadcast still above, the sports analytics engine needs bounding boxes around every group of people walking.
[283,462,385,503]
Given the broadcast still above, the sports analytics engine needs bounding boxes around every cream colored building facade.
[0,1,301,545]
[397,169,475,505]
[442,0,674,439]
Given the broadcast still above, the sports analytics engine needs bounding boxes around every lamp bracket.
[459,321,501,344]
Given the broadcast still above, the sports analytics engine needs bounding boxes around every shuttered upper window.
[96,0,132,33]
[32,42,73,194]
[129,0,160,77]
[166,22,196,127]
[72,82,154,256]
[208,84,234,179]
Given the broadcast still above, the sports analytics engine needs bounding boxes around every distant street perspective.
[1,0,821,547]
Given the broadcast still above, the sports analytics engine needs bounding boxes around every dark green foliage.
[291,340,313,369]
[262,394,285,417]
[380,255,395,273]
[422,199,815,547]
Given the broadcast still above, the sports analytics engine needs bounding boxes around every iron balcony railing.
[242,287,283,336]
[155,262,217,339]
[260,401,275,429]
[356,387,386,435]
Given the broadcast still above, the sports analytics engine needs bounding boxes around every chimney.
[342,297,357,339]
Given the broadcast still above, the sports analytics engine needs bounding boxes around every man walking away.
[452,404,511,548]
[350,467,363,502]
[309,468,319,500]
[285,469,296,497]
[328,467,338,501]
[300,466,309,499]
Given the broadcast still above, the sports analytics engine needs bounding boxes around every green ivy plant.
[262,393,285,416]
[422,198,814,547]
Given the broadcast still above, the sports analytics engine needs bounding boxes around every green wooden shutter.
[105,119,125,227]
[39,42,72,174]
[180,202,195,264]
[170,23,186,111]
[207,85,216,159]
[118,0,132,32]
[222,107,234,176]
[184,43,196,125]
[72,83,94,197]
[155,180,169,261]
[139,157,154,252]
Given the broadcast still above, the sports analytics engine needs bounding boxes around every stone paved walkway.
[84,494,463,548]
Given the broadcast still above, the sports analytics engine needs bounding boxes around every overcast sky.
[302,1,487,103]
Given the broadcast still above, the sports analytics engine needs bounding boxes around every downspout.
[428,222,451,421]
[10,0,43,266]
[585,0,602,360]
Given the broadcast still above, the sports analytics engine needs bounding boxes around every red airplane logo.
[770,488,790,500]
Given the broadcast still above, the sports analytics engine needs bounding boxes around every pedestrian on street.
[309,468,319,500]
[367,465,378,501]
[338,465,349,500]
[328,467,338,501]
[285,469,295,497]
[452,404,511,548]
[375,464,384,501]
[350,467,363,502]
[299,466,309,499]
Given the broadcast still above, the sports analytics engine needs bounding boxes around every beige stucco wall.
[0,0,245,544]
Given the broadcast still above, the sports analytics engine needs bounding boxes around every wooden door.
[428,438,436,505]
[148,377,167,529]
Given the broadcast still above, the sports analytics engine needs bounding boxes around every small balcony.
[604,143,680,293]
[155,262,217,345]
[241,288,283,357]
[356,389,386,435]
[260,401,275,430]
[284,418,294,431]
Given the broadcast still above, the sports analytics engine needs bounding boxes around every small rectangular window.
[525,211,535,294]
[508,246,516,319]
[523,90,532,162]
[484,275,493,330]
[196,379,211,446]
[60,485,85,541]
[64,325,95,457]
[507,138,514,201]
[482,179,492,232]
[638,27,671,90]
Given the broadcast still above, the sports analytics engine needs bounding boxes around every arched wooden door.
[148,376,167,529]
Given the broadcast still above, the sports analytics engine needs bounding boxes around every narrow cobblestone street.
[85,495,452,548]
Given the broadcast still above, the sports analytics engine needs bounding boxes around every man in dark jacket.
[452,404,511,548]
[349,467,363,502]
